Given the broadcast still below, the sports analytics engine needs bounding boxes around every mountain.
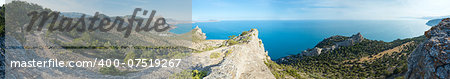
[426,18,443,26]
[422,15,450,20]
[60,12,93,18]
[424,15,450,26]
[274,31,427,78]
[406,18,450,79]
[277,33,365,62]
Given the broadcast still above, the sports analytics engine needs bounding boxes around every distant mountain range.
[60,12,92,18]
[423,15,450,26]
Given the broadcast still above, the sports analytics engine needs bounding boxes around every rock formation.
[406,18,450,79]
[277,32,365,63]
[302,33,364,56]
[200,29,275,79]
[192,26,207,40]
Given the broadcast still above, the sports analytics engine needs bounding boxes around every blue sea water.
[172,20,430,60]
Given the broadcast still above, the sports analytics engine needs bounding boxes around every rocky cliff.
[301,33,364,56]
[193,26,207,40]
[190,29,275,79]
[406,18,450,79]
[4,26,274,79]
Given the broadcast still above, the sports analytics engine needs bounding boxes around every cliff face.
[192,26,207,40]
[192,29,275,79]
[406,18,450,79]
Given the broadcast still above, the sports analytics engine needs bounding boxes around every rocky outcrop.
[192,26,207,40]
[337,33,364,47]
[427,18,444,26]
[406,18,450,79]
[303,33,364,56]
[198,29,275,79]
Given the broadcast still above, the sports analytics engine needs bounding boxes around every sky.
[0,0,4,5]
[193,0,450,20]
[4,0,450,20]
[6,0,192,20]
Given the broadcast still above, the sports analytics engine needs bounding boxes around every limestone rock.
[303,33,364,56]
[406,18,450,79]
[192,26,207,40]
[204,29,275,79]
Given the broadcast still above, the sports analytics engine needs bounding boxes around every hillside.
[195,29,275,79]
[274,33,427,78]
[1,1,280,79]
[406,18,449,79]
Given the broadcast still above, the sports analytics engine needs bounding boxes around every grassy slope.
[269,35,426,79]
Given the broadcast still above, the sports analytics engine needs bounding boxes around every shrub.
[225,49,233,56]
[124,51,137,64]
[170,69,209,79]
[210,52,221,59]
[226,35,239,45]
[99,66,121,76]
[227,40,239,45]
[240,31,248,36]
[192,70,208,79]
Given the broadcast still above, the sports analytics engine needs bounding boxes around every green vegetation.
[315,36,348,48]
[192,70,208,79]
[224,29,254,46]
[240,31,248,36]
[0,5,4,37]
[265,59,310,79]
[226,35,239,45]
[225,49,233,57]
[210,52,221,59]
[277,35,426,78]
[124,51,137,63]
[170,69,208,79]
[193,46,219,53]
[99,66,136,76]
[395,76,405,79]
[192,33,205,42]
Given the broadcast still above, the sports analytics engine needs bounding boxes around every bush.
[225,49,233,56]
[192,70,208,79]
[227,40,239,45]
[99,66,122,76]
[226,35,239,45]
[170,69,209,79]
[124,51,137,64]
[210,52,221,59]
[240,31,248,36]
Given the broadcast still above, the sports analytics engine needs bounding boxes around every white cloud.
[0,0,4,6]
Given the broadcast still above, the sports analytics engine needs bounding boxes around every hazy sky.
[8,0,192,20]
[193,0,450,20]
[0,0,4,5]
[4,0,450,20]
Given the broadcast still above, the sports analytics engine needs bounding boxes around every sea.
[171,19,430,60]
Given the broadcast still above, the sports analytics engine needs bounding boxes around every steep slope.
[275,32,426,78]
[406,18,450,79]
[277,33,365,62]
[191,29,275,79]
[4,26,275,79]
